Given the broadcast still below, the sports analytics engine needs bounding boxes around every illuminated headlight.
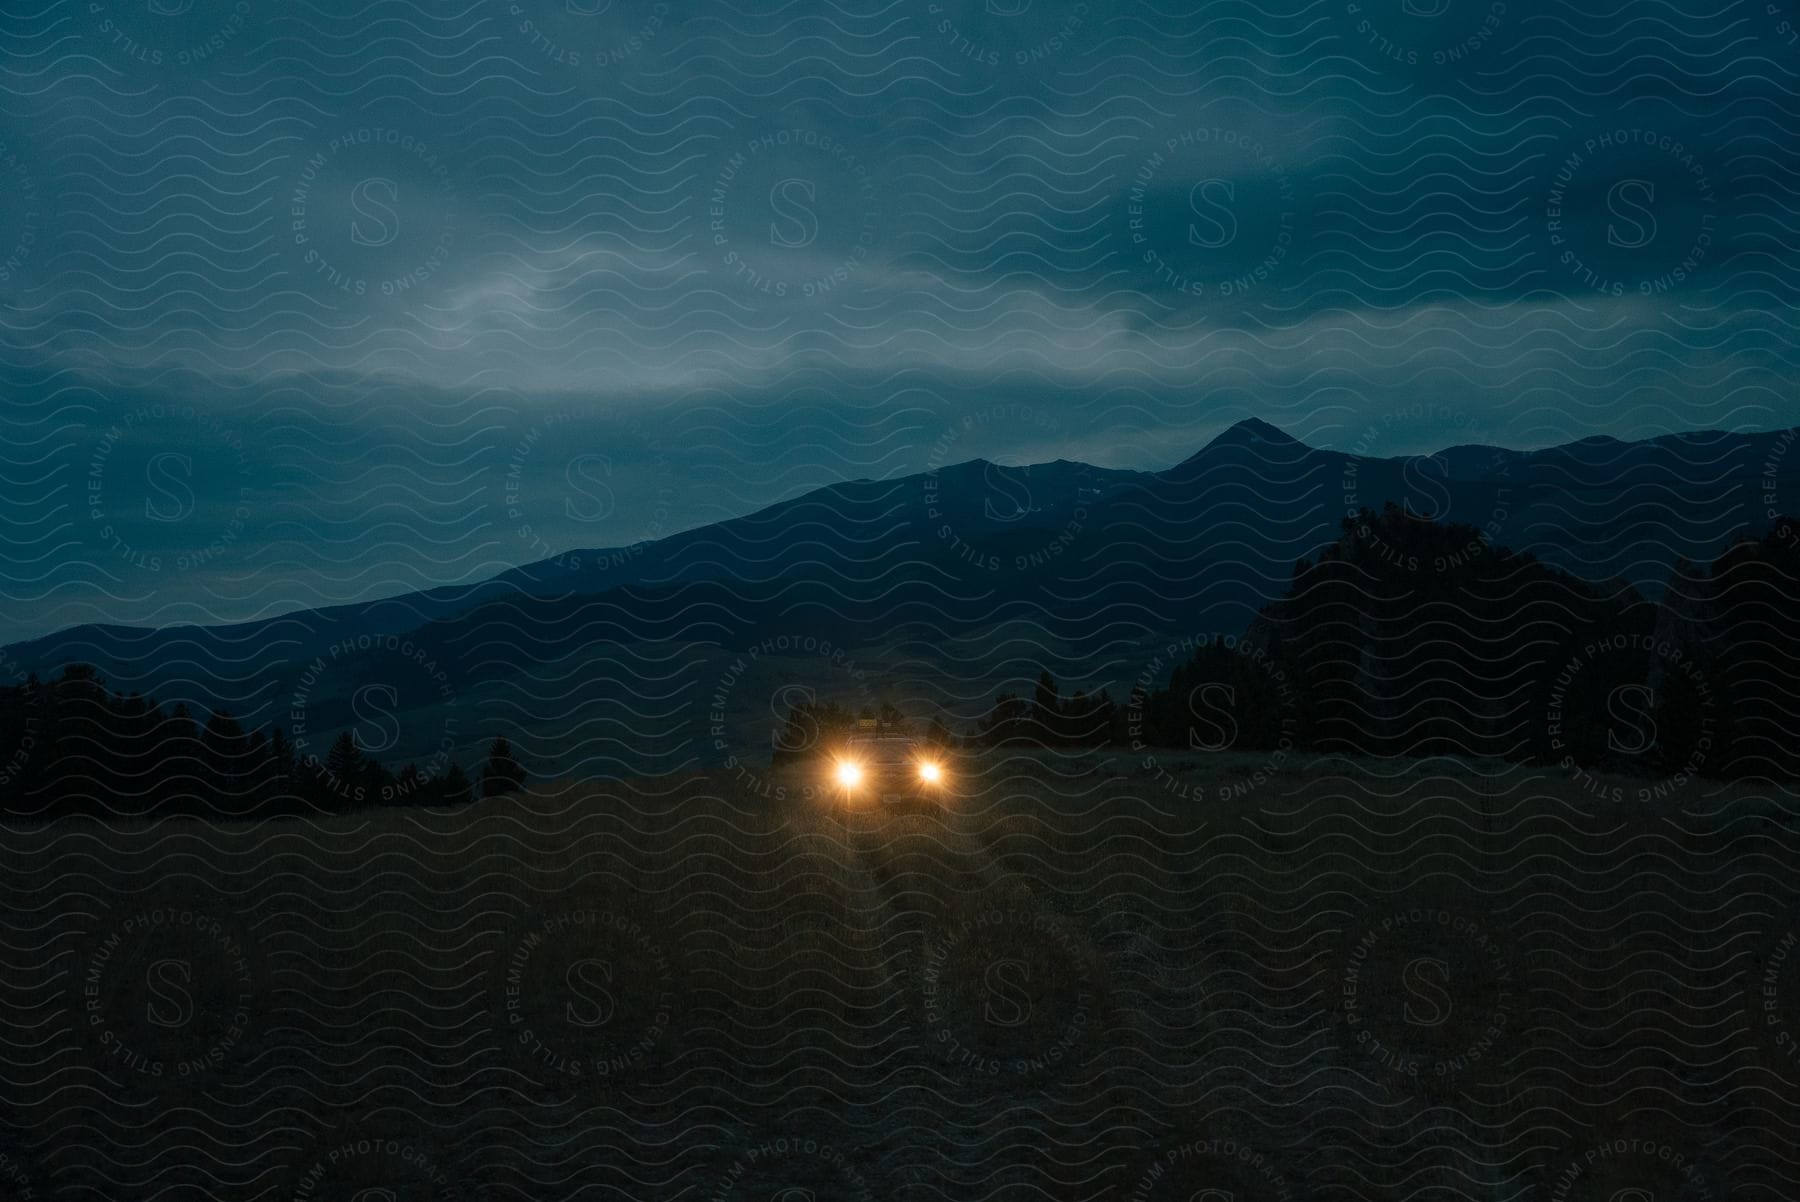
[835,761,864,788]
[917,761,942,784]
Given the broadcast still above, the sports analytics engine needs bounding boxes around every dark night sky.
[2,0,1799,641]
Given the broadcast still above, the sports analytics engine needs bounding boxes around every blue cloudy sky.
[2,0,1799,641]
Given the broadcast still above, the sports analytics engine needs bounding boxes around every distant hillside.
[4,421,1795,781]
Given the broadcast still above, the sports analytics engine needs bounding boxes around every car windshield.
[848,735,914,764]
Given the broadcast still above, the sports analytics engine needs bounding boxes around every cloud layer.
[2,0,1799,640]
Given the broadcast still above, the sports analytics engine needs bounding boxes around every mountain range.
[6,419,1796,781]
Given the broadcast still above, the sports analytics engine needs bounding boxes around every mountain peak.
[1156,418,1309,481]
[1208,417,1303,449]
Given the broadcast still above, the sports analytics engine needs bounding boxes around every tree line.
[7,505,1796,819]
[0,665,527,822]
[964,506,1800,784]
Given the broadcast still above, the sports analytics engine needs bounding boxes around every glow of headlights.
[835,761,864,787]
[917,761,942,783]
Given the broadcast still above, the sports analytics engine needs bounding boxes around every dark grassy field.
[1,750,1796,1200]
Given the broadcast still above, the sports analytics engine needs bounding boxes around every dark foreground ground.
[2,748,1798,1201]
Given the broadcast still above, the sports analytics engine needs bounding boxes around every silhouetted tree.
[1029,671,1063,745]
[1262,506,1634,763]
[438,762,474,806]
[481,737,525,798]
[389,762,424,804]
[0,670,481,821]
[325,730,363,790]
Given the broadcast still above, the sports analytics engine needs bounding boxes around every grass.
[0,750,1795,1199]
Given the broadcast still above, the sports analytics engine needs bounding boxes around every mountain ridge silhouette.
[5,420,1796,777]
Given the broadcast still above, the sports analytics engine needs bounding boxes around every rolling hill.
[4,420,1795,780]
